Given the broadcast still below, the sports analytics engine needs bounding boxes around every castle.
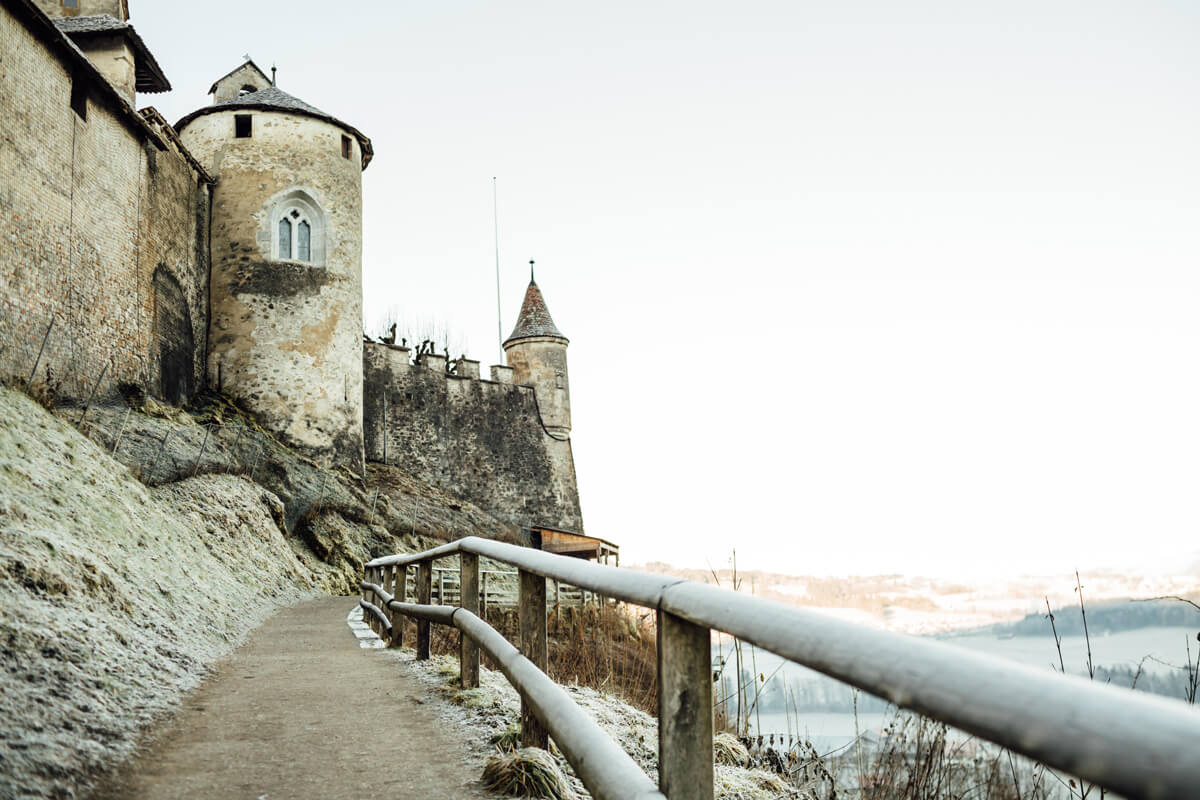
[0,0,583,533]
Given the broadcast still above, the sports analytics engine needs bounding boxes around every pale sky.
[139,1,1200,578]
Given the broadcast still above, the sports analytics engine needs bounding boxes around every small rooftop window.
[62,0,79,8]
[239,85,258,97]
[235,114,252,138]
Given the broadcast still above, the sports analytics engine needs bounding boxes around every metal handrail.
[364,536,1200,800]
[358,579,663,800]
[454,609,663,800]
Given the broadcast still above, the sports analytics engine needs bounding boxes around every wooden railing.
[414,566,604,609]
[361,537,1200,800]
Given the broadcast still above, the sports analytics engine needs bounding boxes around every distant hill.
[992,597,1199,637]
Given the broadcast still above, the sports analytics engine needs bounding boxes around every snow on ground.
[0,387,322,799]
[348,610,798,799]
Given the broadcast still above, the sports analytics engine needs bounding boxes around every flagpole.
[493,177,503,363]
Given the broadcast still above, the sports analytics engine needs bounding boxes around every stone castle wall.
[2,2,585,532]
[30,0,127,19]
[178,110,364,471]
[363,343,583,533]
[0,5,209,404]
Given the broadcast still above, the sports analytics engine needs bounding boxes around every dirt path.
[87,596,494,800]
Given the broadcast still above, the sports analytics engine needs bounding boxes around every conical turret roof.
[505,280,567,345]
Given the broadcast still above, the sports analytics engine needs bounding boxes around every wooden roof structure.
[530,525,619,565]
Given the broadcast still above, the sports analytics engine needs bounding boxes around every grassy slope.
[0,382,527,799]
[0,386,329,799]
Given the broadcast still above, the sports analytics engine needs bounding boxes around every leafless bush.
[367,307,468,360]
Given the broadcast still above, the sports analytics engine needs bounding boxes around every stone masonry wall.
[0,6,208,403]
[177,109,364,472]
[504,337,571,435]
[363,343,583,533]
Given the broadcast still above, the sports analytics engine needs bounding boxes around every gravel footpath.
[0,387,321,799]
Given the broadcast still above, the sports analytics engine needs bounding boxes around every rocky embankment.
[0,386,517,799]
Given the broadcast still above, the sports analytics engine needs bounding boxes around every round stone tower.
[176,61,373,471]
[503,271,571,437]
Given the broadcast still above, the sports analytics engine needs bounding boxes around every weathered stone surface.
[72,396,521,592]
[177,107,366,474]
[504,336,572,437]
[0,4,208,406]
[2,2,587,540]
[362,342,583,533]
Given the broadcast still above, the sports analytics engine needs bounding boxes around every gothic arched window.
[278,216,292,260]
[277,209,312,262]
[298,219,311,261]
[266,189,326,266]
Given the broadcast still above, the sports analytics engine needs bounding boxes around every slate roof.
[210,86,330,117]
[6,0,178,151]
[175,86,374,169]
[505,281,567,345]
[54,14,126,32]
[52,14,170,93]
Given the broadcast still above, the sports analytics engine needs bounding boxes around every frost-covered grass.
[482,748,576,799]
[385,642,799,799]
[0,387,322,799]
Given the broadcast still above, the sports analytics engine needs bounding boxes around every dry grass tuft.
[490,725,522,752]
[714,731,750,767]
[481,747,577,799]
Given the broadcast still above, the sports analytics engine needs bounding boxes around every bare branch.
[1134,595,1200,613]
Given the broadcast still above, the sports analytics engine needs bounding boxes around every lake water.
[714,625,1196,749]
[749,710,891,754]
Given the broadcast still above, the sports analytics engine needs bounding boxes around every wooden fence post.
[417,559,432,660]
[460,552,480,689]
[553,580,560,635]
[374,566,385,636]
[519,569,549,749]
[481,571,489,621]
[392,565,405,648]
[657,610,714,800]
[382,565,397,646]
[360,565,370,627]
[365,566,377,635]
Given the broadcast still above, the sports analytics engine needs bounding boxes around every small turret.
[207,59,273,105]
[503,265,571,437]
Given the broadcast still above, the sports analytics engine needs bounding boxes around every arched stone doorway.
[153,266,195,404]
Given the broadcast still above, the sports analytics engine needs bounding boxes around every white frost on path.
[345,604,387,648]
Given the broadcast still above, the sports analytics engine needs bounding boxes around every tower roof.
[175,85,374,169]
[53,14,170,92]
[505,280,567,345]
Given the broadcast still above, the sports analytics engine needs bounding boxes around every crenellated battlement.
[361,341,582,532]
[364,342,525,391]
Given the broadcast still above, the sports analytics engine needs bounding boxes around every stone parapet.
[362,342,582,532]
